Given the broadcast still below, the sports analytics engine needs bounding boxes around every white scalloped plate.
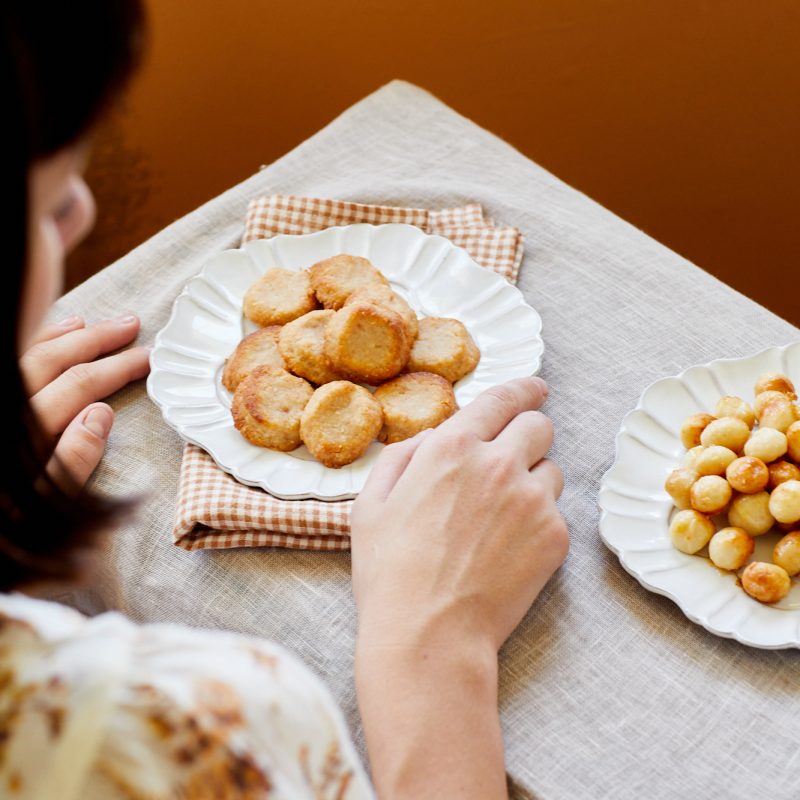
[599,342,800,649]
[148,223,544,500]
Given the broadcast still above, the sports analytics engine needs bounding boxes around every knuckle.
[484,452,517,484]
[23,341,52,366]
[65,362,95,391]
[485,384,520,416]
[434,428,476,457]
[548,514,570,561]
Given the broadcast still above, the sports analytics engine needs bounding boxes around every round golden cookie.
[299,381,383,468]
[373,372,457,444]
[278,310,341,385]
[345,284,419,340]
[222,326,284,392]
[406,317,480,384]
[325,303,411,384]
[309,254,389,310]
[243,268,317,326]
[231,366,313,452]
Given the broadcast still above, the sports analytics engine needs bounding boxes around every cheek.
[18,217,65,351]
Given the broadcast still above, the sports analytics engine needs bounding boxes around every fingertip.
[82,403,114,439]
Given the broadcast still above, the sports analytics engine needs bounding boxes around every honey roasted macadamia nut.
[714,396,755,428]
[680,413,716,450]
[700,417,751,453]
[741,562,791,604]
[758,395,796,433]
[728,491,775,536]
[725,456,769,494]
[768,480,800,525]
[743,428,788,463]
[787,421,800,462]
[690,475,732,515]
[243,268,317,327]
[664,468,699,510]
[773,531,800,576]
[683,446,706,471]
[754,390,791,420]
[708,527,754,571]
[768,460,800,490]
[694,446,738,476]
[754,372,797,401]
[669,510,716,555]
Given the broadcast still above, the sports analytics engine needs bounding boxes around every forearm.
[356,632,506,800]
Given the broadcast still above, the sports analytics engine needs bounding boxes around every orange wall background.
[72,0,800,325]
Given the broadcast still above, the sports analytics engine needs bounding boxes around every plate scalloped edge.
[598,341,800,650]
[147,223,545,501]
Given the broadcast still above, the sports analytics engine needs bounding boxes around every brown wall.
[71,0,800,325]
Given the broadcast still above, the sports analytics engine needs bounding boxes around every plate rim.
[598,340,800,650]
[148,222,545,501]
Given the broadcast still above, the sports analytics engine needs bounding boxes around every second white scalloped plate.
[148,224,544,500]
[599,342,800,649]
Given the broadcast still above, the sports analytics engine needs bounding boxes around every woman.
[1,2,568,798]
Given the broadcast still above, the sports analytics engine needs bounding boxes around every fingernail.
[58,315,81,327]
[114,313,137,325]
[83,406,113,438]
[532,376,549,398]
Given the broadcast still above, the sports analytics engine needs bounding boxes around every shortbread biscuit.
[231,366,313,451]
[278,310,341,385]
[309,255,389,309]
[345,283,419,341]
[300,381,383,467]
[406,317,480,383]
[374,372,457,444]
[325,303,410,384]
[243,268,317,326]
[222,326,284,392]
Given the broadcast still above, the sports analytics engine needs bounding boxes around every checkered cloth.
[173,195,524,551]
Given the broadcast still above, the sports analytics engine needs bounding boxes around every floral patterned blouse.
[0,593,374,799]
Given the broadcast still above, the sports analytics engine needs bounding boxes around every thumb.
[47,403,114,492]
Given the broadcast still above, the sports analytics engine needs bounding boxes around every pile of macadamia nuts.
[665,371,800,604]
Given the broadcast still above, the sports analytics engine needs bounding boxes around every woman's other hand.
[20,314,150,490]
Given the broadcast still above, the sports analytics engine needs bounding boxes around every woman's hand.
[351,376,567,799]
[19,314,150,491]
[352,375,567,653]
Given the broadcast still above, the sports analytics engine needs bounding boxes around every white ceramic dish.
[148,223,544,500]
[599,342,800,649]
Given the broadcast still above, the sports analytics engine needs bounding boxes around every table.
[54,81,800,799]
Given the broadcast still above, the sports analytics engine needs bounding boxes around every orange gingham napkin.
[173,195,524,551]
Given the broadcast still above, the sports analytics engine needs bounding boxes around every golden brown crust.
[231,366,313,451]
[242,268,317,326]
[406,317,480,383]
[345,284,419,341]
[222,326,284,392]
[324,303,410,384]
[741,561,791,603]
[308,255,389,309]
[277,310,342,385]
[374,372,457,444]
[299,381,383,468]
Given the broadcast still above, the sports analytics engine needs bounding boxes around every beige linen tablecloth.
[52,81,800,800]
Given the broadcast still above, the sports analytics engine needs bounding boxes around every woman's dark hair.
[1,1,145,589]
